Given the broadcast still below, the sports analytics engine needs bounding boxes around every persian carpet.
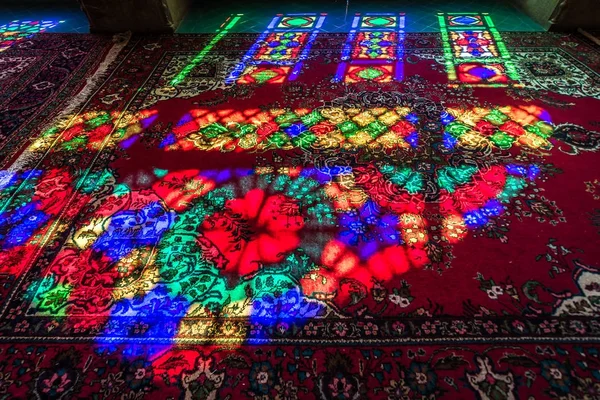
[0,28,600,400]
[0,33,124,165]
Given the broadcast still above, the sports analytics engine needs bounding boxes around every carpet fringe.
[56,31,132,120]
[6,32,132,176]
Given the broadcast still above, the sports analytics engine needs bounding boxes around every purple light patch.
[141,114,159,129]
[175,113,194,126]
[120,135,139,149]
[537,110,553,123]
[159,133,177,148]
[468,65,498,80]
[506,164,528,177]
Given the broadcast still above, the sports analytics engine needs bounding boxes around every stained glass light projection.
[13,101,559,342]
[164,104,554,154]
[227,13,326,84]
[170,15,242,85]
[334,13,405,83]
[0,20,63,52]
[438,13,519,87]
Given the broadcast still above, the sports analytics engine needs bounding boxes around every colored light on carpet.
[457,62,509,84]
[161,104,554,153]
[237,66,291,84]
[254,32,309,61]
[346,65,394,83]
[450,30,499,58]
[4,100,564,315]
[335,13,405,83]
[353,32,398,60]
[1,27,600,400]
[438,13,519,87]
[170,14,242,85]
[230,13,325,84]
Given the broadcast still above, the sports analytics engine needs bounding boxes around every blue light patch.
[93,202,176,261]
[159,133,176,148]
[468,65,499,80]
[284,123,308,138]
[463,210,488,229]
[506,164,540,182]
[0,202,50,249]
[405,132,419,148]
[338,200,402,260]
[97,285,190,357]
[505,164,528,177]
[175,113,194,126]
[442,132,458,150]
[440,111,455,125]
[528,165,540,181]
[481,200,504,217]
[405,113,419,124]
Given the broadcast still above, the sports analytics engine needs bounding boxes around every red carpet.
[0,33,118,163]
[0,28,600,399]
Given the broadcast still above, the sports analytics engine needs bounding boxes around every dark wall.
[79,0,189,33]
[512,0,600,30]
